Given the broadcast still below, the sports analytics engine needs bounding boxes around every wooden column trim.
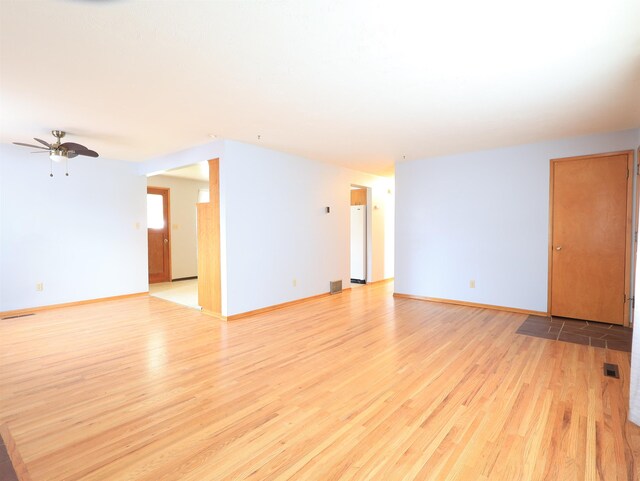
[197,158,222,315]
[209,158,221,314]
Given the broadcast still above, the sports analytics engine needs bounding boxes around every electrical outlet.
[36,282,44,292]
[292,278,297,287]
[469,280,476,288]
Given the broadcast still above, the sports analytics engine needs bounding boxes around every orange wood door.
[147,187,171,284]
[549,152,633,325]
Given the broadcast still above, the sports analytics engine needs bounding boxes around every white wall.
[220,141,394,316]
[631,128,640,426]
[0,144,148,312]
[146,175,208,279]
[395,129,640,312]
[632,257,640,425]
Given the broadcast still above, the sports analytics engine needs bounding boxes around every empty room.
[1,1,639,480]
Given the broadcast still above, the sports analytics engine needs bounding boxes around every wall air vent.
[330,280,342,294]
[603,363,620,379]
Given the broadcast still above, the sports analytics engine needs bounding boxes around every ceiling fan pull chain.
[65,157,69,177]
[50,158,53,178]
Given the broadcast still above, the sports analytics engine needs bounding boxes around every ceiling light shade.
[49,150,66,162]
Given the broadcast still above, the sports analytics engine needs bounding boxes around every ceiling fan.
[14,129,99,160]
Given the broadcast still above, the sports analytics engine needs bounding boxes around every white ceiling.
[1,0,638,176]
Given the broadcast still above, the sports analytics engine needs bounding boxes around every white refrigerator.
[350,205,367,282]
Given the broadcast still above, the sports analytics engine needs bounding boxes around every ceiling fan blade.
[34,138,52,148]
[67,152,78,158]
[75,149,99,158]
[13,142,49,149]
[60,142,88,151]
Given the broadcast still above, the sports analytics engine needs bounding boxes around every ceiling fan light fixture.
[49,150,67,162]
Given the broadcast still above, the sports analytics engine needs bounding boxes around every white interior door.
[350,205,367,281]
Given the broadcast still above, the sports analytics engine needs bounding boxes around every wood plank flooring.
[0,282,638,480]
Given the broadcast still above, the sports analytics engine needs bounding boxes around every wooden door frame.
[547,150,634,326]
[147,186,172,283]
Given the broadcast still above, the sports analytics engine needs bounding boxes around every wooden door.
[147,187,171,284]
[549,151,633,325]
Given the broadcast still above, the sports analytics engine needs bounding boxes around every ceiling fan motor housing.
[51,130,66,140]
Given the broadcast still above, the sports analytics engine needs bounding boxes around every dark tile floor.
[0,436,18,481]
[516,315,633,352]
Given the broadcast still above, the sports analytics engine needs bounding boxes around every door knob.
[555,246,562,251]
[164,238,169,243]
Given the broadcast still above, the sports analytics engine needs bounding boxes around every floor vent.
[330,280,342,294]
[1,313,35,320]
[604,363,620,379]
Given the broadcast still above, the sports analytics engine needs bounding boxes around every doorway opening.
[147,161,210,310]
[350,185,372,287]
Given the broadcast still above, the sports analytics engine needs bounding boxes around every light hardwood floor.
[0,282,638,480]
